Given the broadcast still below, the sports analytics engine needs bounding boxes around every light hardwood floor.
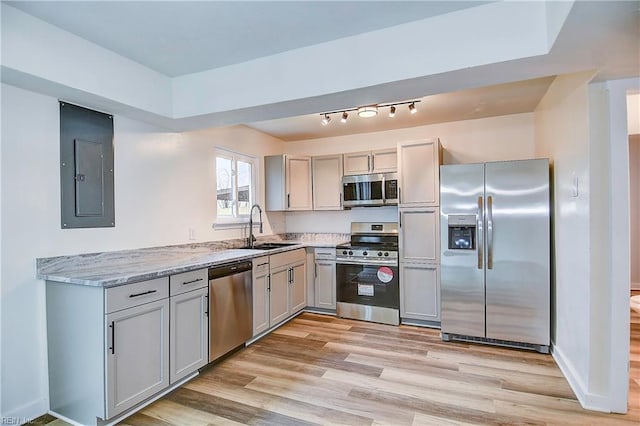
[39,308,640,426]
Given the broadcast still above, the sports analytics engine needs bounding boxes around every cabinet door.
[170,287,207,384]
[105,298,169,418]
[253,270,270,336]
[399,208,440,263]
[286,156,312,210]
[315,261,336,309]
[372,149,397,173]
[398,139,440,206]
[269,267,290,325]
[289,263,307,314]
[343,152,371,175]
[312,155,343,210]
[400,263,440,322]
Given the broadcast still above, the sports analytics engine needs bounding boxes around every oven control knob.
[378,252,383,256]
[363,251,368,256]
[348,251,353,255]
[384,252,389,257]
[342,250,348,255]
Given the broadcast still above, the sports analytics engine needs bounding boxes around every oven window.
[343,181,383,202]
[337,263,399,308]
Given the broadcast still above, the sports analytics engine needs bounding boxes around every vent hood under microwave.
[342,172,398,208]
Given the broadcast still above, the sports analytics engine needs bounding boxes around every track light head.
[389,105,396,118]
[321,114,331,125]
[341,112,348,123]
[409,102,417,114]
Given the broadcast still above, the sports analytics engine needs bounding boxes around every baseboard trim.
[551,344,611,413]
[2,397,48,426]
[631,282,640,291]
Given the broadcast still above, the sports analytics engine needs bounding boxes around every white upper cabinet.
[265,155,312,211]
[397,139,441,207]
[371,149,397,173]
[312,154,343,210]
[344,149,397,175]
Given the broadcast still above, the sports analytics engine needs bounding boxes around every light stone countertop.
[36,233,348,288]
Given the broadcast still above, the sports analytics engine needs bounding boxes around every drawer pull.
[182,278,204,285]
[129,289,157,298]
[257,262,269,267]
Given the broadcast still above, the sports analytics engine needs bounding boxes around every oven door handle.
[336,259,398,267]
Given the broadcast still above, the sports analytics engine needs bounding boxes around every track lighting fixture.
[319,100,420,126]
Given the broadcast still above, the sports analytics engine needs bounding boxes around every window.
[215,148,257,223]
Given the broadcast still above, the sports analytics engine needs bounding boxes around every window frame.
[214,148,259,228]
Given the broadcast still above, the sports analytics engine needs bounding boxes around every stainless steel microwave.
[342,172,398,208]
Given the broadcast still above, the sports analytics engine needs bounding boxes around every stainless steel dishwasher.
[208,260,253,362]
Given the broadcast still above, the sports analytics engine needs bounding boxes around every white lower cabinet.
[169,286,208,384]
[105,298,169,418]
[253,257,271,336]
[400,263,440,322]
[253,249,307,336]
[315,261,336,309]
[269,266,291,325]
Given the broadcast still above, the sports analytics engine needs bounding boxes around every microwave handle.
[381,175,386,203]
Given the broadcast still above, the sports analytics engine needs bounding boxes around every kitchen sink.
[243,242,300,250]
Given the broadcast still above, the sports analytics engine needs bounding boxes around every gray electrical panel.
[60,102,114,228]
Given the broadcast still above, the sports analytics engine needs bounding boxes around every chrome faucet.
[247,204,263,248]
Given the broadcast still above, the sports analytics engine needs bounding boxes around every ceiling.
[2,1,638,141]
[6,1,490,77]
[250,76,556,141]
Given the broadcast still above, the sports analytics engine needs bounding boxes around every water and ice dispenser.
[447,215,476,250]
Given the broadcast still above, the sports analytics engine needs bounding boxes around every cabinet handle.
[182,278,203,286]
[367,155,371,172]
[205,294,209,317]
[109,321,115,355]
[314,263,317,278]
[399,212,402,228]
[371,155,375,172]
[267,275,271,291]
[129,289,157,298]
[398,187,402,204]
[287,193,290,208]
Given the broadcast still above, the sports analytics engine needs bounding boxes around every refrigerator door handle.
[487,195,494,269]
[477,196,483,269]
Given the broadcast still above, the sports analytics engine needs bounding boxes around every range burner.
[335,222,399,265]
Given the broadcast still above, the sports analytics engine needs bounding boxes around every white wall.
[0,84,284,419]
[630,135,640,287]
[628,93,640,135]
[284,113,536,232]
[533,70,627,411]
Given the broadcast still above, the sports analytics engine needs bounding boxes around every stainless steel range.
[335,222,399,326]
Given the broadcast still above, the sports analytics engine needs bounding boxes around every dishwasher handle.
[208,261,253,280]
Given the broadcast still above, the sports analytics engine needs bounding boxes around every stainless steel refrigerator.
[440,159,550,353]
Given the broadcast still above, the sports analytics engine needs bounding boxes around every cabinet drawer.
[170,268,207,296]
[270,248,306,269]
[314,247,335,260]
[105,277,169,314]
[253,256,270,276]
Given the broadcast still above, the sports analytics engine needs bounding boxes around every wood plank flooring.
[40,306,640,426]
